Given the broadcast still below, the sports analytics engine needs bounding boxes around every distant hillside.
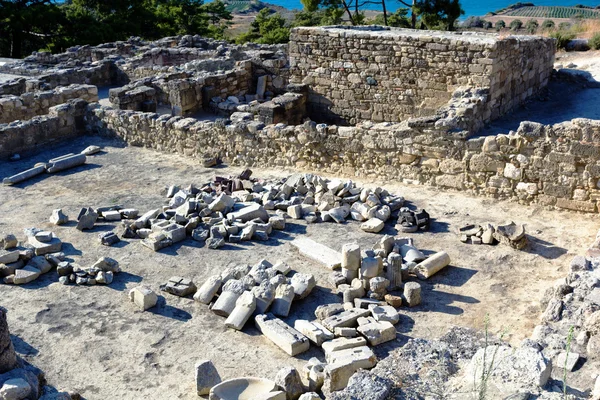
[490,4,600,19]
[225,0,290,15]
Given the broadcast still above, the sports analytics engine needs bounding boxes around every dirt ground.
[0,135,597,399]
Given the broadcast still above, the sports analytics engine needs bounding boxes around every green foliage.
[368,8,411,27]
[495,20,506,30]
[0,0,235,58]
[293,8,343,27]
[509,19,523,30]
[550,30,576,49]
[483,21,492,29]
[525,19,538,33]
[416,0,464,31]
[236,8,289,44]
[589,32,600,49]
[559,22,572,30]
[563,326,574,397]
[542,19,555,29]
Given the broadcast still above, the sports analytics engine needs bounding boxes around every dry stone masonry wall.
[0,84,98,124]
[289,26,555,126]
[88,107,600,213]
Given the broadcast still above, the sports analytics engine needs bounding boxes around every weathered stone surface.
[129,286,158,311]
[0,308,17,373]
[195,360,221,396]
[274,367,304,400]
[290,237,341,270]
[255,314,310,356]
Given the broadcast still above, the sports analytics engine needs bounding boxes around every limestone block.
[129,286,158,311]
[255,314,310,356]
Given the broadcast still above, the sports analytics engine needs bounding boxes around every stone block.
[357,320,396,346]
[294,320,334,346]
[322,308,371,331]
[161,276,197,297]
[255,314,310,356]
[195,360,221,396]
[129,286,158,311]
[290,237,342,270]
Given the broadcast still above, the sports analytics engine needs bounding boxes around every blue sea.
[262,0,600,17]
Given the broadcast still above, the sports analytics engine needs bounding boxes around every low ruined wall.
[0,84,98,124]
[0,99,88,159]
[1,60,120,90]
[289,26,555,126]
[89,106,600,213]
[0,79,26,96]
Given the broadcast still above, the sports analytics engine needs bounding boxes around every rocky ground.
[0,135,597,399]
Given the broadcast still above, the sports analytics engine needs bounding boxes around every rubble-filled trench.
[0,135,598,399]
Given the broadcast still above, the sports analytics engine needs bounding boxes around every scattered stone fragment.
[360,218,385,233]
[195,360,221,396]
[403,282,422,307]
[81,145,102,155]
[315,304,344,321]
[2,165,46,186]
[98,231,120,246]
[324,345,377,391]
[129,286,158,311]
[0,250,19,265]
[369,305,400,324]
[161,276,196,297]
[0,378,31,400]
[357,320,396,345]
[384,294,403,307]
[194,275,222,304]
[0,234,17,250]
[294,320,334,346]
[49,209,68,226]
[90,257,120,273]
[290,273,315,300]
[76,207,98,231]
[225,291,256,330]
[556,351,580,372]
[494,221,527,249]
[46,153,86,173]
[212,279,245,317]
[274,367,304,400]
[11,265,41,285]
[290,237,342,270]
[272,284,295,317]
[0,307,17,373]
[255,313,310,356]
[322,308,371,331]
[415,251,451,279]
[102,210,122,221]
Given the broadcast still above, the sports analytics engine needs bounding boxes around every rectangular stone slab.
[27,236,62,256]
[255,313,310,356]
[322,308,370,331]
[290,237,342,270]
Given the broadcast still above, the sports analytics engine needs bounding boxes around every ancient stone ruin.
[1,25,600,400]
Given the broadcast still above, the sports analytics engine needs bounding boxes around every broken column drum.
[341,243,361,282]
[415,251,451,279]
[212,279,245,317]
[386,252,402,290]
[271,284,295,317]
[225,291,257,330]
[195,275,223,304]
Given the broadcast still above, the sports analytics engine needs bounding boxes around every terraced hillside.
[503,5,600,19]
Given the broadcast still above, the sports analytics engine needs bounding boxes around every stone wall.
[0,99,88,159]
[88,106,600,213]
[0,79,26,96]
[289,26,555,127]
[0,84,98,124]
[0,60,121,90]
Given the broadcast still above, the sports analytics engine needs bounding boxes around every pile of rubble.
[0,228,121,287]
[71,171,416,253]
[185,234,451,398]
[2,145,100,186]
[457,220,527,249]
[1,230,63,285]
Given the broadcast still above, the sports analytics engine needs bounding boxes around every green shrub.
[483,21,493,29]
[550,30,576,49]
[510,19,523,31]
[559,22,572,30]
[589,33,600,50]
[525,19,539,33]
[541,20,555,29]
[495,20,506,30]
